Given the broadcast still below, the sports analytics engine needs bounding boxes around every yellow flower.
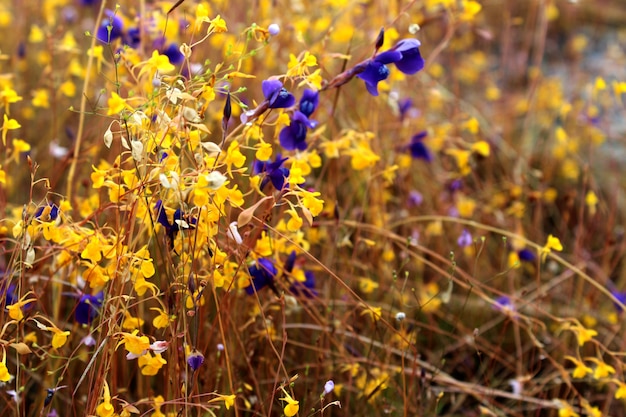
[358,277,379,294]
[256,141,273,161]
[614,379,626,399]
[151,307,172,329]
[471,140,490,157]
[32,89,50,108]
[557,402,579,417]
[138,50,175,79]
[565,322,597,346]
[138,352,167,376]
[219,394,236,409]
[0,85,22,112]
[107,92,127,115]
[300,190,324,217]
[48,326,71,349]
[360,305,382,321]
[585,191,598,215]
[122,311,145,330]
[280,391,299,417]
[7,292,36,321]
[118,329,150,355]
[541,234,563,262]
[207,15,227,33]
[2,114,21,145]
[585,357,616,380]
[0,347,13,382]
[564,356,592,379]
[96,381,115,417]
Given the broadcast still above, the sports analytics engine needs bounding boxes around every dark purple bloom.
[409,131,432,161]
[457,229,472,247]
[408,190,423,207]
[448,179,463,192]
[187,350,205,371]
[398,98,413,120]
[96,10,124,43]
[255,155,290,190]
[35,203,60,221]
[245,258,278,295]
[390,39,425,75]
[518,248,536,263]
[610,289,626,312]
[284,251,297,273]
[279,111,316,151]
[155,200,196,246]
[299,89,319,117]
[493,295,516,315]
[163,44,184,65]
[75,292,104,325]
[1,282,16,306]
[124,27,141,49]
[262,79,295,109]
[17,42,26,59]
[357,60,391,96]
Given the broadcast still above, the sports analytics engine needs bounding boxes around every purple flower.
[35,203,60,221]
[284,251,297,273]
[493,295,516,316]
[390,39,425,75]
[163,43,184,65]
[262,79,295,109]
[408,190,423,207]
[96,10,124,43]
[155,200,196,246]
[187,350,205,371]
[457,229,472,247]
[245,258,278,295]
[610,289,626,312]
[75,292,104,325]
[518,248,536,263]
[356,57,395,96]
[299,89,319,117]
[279,111,317,151]
[124,27,141,48]
[255,155,290,190]
[409,131,431,161]
[1,282,16,306]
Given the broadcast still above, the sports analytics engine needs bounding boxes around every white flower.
[49,141,69,158]
[150,341,169,353]
[103,126,113,148]
[227,221,243,245]
[131,140,143,161]
[183,106,202,123]
[205,171,227,190]
[395,312,406,321]
[166,87,183,104]
[160,171,180,189]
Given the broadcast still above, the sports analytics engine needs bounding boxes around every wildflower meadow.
[2,0,626,416]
